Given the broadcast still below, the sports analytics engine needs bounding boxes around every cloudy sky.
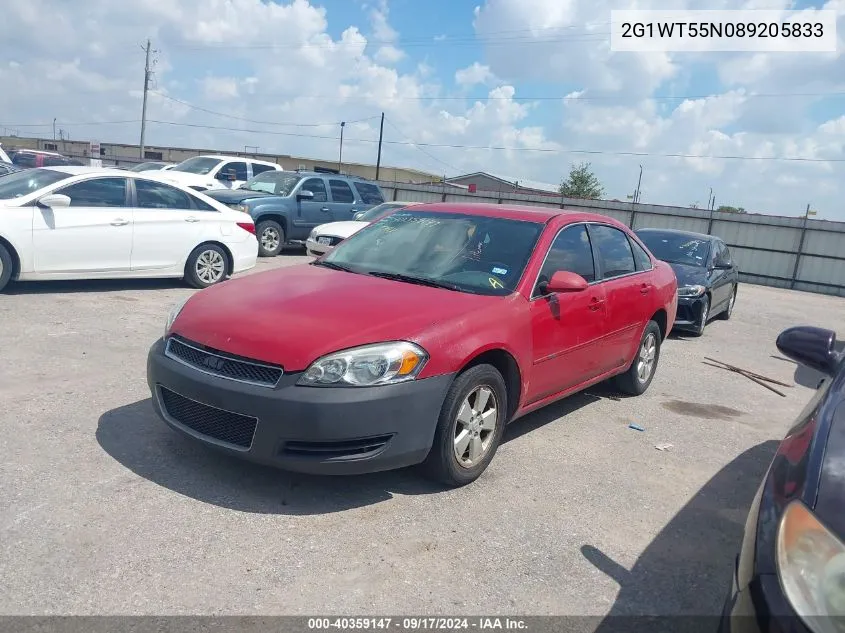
[1,0,844,219]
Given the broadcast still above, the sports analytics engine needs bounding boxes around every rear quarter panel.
[653,259,678,336]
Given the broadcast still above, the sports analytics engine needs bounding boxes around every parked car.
[159,155,282,192]
[0,162,24,178]
[206,171,386,257]
[8,149,84,168]
[0,167,258,292]
[305,201,417,257]
[719,325,845,633]
[635,228,739,336]
[130,161,176,172]
[147,203,677,486]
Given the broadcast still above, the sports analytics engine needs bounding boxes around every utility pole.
[53,118,57,141]
[139,38,152,160]
[633,164,643,203]
[375,112,384,181]
[337,121,345,172]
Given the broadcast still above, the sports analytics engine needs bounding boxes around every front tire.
[615,320,662,396]
[256,220,284,257]
[0,243,12,292]
[690,294,710,337]
[184,244,228,289]
[718,285,737,320]
[422,364,508,487]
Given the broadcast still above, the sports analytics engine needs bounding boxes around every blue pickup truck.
[206,171,386,257]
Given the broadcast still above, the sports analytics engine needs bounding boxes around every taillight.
[237,222,255,235]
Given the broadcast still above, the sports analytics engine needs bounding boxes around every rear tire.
[422,364,508,487]
[256,220,284,257]
[0,244,12,292]
[718,285,737,320]
[615,320,662,396]
[184,244,229,289]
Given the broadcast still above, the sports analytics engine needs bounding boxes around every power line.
[382,117,460,173]
[139,119,845,163]
[151,91,380,127]
[0,120,141,127]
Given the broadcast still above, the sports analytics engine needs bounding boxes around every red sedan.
[148,203,677,486]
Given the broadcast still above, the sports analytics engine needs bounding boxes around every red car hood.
[170,264,498,370]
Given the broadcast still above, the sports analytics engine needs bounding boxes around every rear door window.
[353,182,384,204]
[329,179,355,203]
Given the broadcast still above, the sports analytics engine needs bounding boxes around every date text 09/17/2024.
[307,618,528,630]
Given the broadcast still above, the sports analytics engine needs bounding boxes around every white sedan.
[0,167,258,292]
[305,201,417,257]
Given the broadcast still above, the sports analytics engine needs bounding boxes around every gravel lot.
[2,254,843,618]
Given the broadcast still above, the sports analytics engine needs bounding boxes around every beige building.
[0,136,439,184]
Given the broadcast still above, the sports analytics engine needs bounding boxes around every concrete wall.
[377,181,845,298]
[0,136,435,184]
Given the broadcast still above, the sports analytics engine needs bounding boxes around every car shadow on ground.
[7,278,187,295]
[96,392,600,516]
[581,439,778,631]
[771,340,845,389]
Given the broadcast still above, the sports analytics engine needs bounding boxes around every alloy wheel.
[195,250,226,284]
[453,386,498,468]
[261,227,280,252]
[636,332,658,383]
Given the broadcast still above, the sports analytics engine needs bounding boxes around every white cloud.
[455,62,496,87]
[0,0,843,219]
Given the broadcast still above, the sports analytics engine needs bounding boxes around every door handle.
[320,207,330,212]
[110,218,129,226]
[588,297,605,311]
[640,283,651,294]
[184,216,200,223]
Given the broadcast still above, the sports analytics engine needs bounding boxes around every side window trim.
[627,234,654,272]
[529,222,597,300]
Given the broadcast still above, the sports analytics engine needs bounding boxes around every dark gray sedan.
[636,228,739,336]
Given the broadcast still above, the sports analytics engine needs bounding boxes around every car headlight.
[308,229,318,241]
[298,342,428,387]
[777,500,845,632]
[236,204,249,214]
[678,284,706,297]
[165,297,190,336]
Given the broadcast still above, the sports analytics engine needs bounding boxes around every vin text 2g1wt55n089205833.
[147,202,677,487]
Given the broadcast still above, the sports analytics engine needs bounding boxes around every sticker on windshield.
[492,267,508,275]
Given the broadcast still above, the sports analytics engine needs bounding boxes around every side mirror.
[297,189,315,200]
[37,193,71,209]
[776,326,841,377]
[541,271,589,294]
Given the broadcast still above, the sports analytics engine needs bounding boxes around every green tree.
[717,205,746,214]
[559,162,605,199]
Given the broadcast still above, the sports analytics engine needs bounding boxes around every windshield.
[637,231,711,267]
[240,172,302,195]
[356,202,408,222]
[171,157,223,175]
[323,210,543,296]
[0,168,71,200]
[130,162,164,172]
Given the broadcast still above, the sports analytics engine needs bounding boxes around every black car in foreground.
[719,325,845,633]
[636,228,739,336]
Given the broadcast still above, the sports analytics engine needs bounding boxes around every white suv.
[160,155,282,191]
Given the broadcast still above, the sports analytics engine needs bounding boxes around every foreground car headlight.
[777,500,845,632]
[678,284,706,297]
[164,297,190,336]
[236,204,249,214]
[298,342,428,387]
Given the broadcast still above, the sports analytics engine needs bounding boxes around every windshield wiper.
[366,271,463,292]
[311,260,355,273]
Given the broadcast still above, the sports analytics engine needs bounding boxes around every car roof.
[404,202,622,225]
[11,149,64,156]
[42,166,130,176]
[636,227,716,241]
[191,154,279,166]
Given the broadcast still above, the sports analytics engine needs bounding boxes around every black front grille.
[283,434,393,459]
[159,387,258,449]
[166,337,283,387]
